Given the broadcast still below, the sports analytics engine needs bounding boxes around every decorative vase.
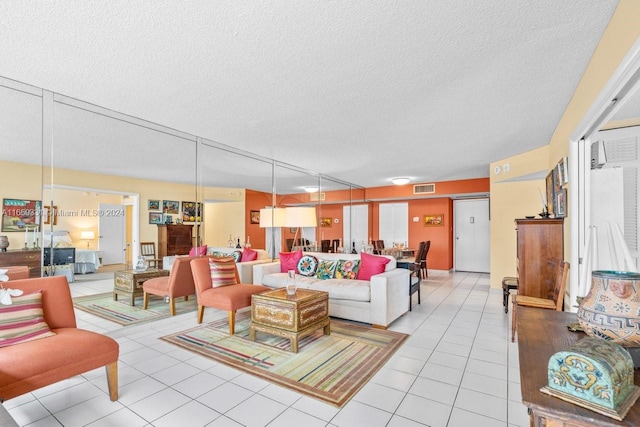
[286,269,297,296]
[577,270,640,347]
[134,255,147,272]
[0,236,9,252]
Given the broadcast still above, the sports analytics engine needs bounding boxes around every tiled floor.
[5,270,530,427]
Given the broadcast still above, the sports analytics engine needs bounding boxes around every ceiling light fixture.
[391,177,410,186]
[304,186,319,193]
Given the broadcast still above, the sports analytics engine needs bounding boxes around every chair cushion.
[357,252,391,281]
[335,259,360,280]
[297,255,318,277]
[209,259,238,288]
[0,291,56,348]
[241,247,258,261]
[279,250,303,273]
[189,245,208,256]
[316,259,338,280]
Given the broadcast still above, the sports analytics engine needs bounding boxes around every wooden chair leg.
[184,295,188,301]
[511,296,517,342]
[169,298,176,316]
[228,310,236,335]
[105,361,118,401]
[143,292,149,309]
[197,305,205,323]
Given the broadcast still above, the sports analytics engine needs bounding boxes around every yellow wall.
[489,0,640,288]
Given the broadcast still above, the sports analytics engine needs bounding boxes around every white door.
[343,204,368,253]
[454,198,490,272]
[98,203,126,265]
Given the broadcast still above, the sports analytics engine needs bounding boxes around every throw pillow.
[316,259,338,280]
[279,250,303,273]
[0,291,56,348]
[297,255,319,277]
[209,258,238,288]
[230,250,242,263]
[357,252,391,281]
[241,247,258,262]
[335,259,361,280]
[188,245,208,256]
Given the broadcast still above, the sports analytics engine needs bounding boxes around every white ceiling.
[0,1,627,192]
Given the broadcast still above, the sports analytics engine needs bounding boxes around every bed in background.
[43,230,102,274]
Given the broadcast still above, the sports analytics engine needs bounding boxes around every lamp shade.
[285,207,317,227]
[259,207,286,228]
[80,231,95,240]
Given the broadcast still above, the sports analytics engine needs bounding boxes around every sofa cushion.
[209,258,238,288]
[189,245,208,256]
[279,250,303,273]
[357,252,391,280]
[241,247,258,261]
[316,259,338,280]
[309,279,370,302]
[0,291,56,348]
[335,259,360,280]
[297,255,318,277]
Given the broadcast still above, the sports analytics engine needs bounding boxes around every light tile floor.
[6,270,530,427]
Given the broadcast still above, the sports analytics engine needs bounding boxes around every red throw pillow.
[280,249,303,273]
[242,247,258,261]
[189,245,208,256]
[357,252,391,281]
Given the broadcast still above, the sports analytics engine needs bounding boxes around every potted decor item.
[577,270,640,347]
[0,235,9,252]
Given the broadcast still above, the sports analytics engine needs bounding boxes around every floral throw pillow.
[335,259,360,280]
[297,255,318,277]
[315,259,338,280]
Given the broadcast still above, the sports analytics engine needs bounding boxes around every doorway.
[454,198,490,272]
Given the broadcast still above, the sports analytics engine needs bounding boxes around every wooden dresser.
[0,249,41,278]
[157,224,195,261]
[515,218,564,299]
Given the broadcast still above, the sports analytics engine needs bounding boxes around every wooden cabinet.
[0,249,41,278]
[515,218,563,299]
[157,224,196,261]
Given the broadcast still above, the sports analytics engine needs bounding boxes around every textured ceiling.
[0,1,624,191]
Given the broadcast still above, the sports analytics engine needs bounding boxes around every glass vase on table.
[286,269,297,296]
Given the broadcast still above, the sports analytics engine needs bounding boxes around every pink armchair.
[142,256,199,316]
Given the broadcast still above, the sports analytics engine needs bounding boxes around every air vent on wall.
[310,192,326,201]
[413,183,435,194]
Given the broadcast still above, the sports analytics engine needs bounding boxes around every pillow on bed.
[55,240,75,248]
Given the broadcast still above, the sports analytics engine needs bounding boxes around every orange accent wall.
[245,189,273,250]
[366,178,488,200]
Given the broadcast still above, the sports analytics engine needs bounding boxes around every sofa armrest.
[252,261,281,285]
[369,268,410,327]
[236,259,272,284]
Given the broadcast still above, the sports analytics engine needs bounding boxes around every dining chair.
[331,239,341,253]
[320,239,331,252]
[511,259,569,342]
[409,241,426,310]
[420,240,430,279]
[140,242,161,268]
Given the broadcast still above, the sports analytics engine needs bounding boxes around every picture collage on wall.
[545,157,568,218]
[147,199,203,224]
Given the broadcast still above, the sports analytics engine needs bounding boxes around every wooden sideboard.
[157,224,198,262]
[515,218,564,299]
[0,249,41,278]
[518,306,640,426]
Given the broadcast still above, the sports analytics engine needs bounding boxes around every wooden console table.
[0,249,41,277]
[517,306,640,426]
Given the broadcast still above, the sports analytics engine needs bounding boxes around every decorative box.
[541,336,640,420]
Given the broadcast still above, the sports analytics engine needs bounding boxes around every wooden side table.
[249,288,330,353]
[113,268,169,306]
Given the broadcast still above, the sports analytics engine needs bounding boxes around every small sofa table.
[249,288,330,353]
[113,268,169,306]
[517,306,640,426]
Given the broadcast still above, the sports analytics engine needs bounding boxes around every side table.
[113,268,169,306]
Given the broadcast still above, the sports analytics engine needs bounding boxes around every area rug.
[73,293,197,326]
[160,313,408,407]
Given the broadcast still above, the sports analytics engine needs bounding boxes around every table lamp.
[80,230,95,248]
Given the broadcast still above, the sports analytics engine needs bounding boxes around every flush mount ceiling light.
[391,177,410,186]
[304,186,319,193]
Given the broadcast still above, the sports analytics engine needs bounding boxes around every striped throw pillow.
[209,258,238,288]
[0,291,56,348]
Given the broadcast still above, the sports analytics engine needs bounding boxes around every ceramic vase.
[577,270,640,347]
[0,236,9,252]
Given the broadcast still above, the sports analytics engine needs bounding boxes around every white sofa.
[253,252,410,328]
[163,247,271,284]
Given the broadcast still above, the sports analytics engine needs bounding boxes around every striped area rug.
[73,292,197,326]
[160,313,408,407]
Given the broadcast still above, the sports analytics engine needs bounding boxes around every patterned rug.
[73,292,197,326]
[160,313,408,407]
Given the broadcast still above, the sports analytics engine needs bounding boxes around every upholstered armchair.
[142,256,198,315]
[190,257,269,334]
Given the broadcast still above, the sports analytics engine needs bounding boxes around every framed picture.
[149,212,163,224]
[1,199,42,232]
[557,156,569,186]
[163,200,179,214]
[556,188,567,218]
[148,199,160,210]
[42,205,58,225]
[250,210,260,224]
[164,214,173,224]
[545,170,555,215]
[424,214,444,226]
[320,217,332,227]
[182,201,202,222]
[290,227,298,234]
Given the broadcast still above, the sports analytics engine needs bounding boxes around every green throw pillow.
[315,259,338,280]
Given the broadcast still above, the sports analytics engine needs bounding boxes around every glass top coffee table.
[249,288,330,353]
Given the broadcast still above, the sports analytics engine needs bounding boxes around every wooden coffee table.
[113,268,169,306]
[249,288,330,353]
